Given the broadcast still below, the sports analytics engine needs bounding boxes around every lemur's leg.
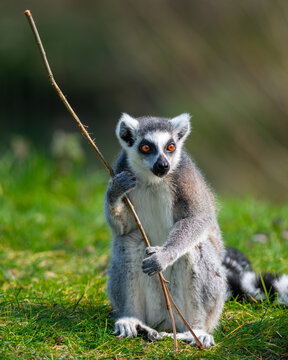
[107,234,161,341]
[164,240,226,348]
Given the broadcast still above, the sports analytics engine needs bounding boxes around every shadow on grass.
[1,299,114,349]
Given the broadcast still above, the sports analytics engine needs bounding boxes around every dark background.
[1,0,288,201]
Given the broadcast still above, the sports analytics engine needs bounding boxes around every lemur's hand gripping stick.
[24,10,203,351]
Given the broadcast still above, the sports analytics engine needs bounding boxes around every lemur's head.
[116,113,191,182]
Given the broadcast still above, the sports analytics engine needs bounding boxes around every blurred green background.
[1,0,288,201]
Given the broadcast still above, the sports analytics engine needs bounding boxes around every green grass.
[1,151,288,359]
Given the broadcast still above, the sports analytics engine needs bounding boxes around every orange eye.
[167,143,175,152]
[141,144,151,152]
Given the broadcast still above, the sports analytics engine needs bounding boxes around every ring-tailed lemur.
[105,113,226,348]
[105,113,288,348]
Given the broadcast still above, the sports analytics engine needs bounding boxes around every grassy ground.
[1,151,288,359]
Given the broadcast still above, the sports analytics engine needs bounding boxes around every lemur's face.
[137,131,175,177]
[116,114,191,182]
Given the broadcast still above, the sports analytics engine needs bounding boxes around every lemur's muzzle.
[152,156,170,177]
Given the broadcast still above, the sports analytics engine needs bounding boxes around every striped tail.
[223,247,288,305]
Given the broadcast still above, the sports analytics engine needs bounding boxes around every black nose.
[152,158,170,177]
[158,161,169,170]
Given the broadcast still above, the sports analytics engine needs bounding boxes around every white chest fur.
[130,181,174,246]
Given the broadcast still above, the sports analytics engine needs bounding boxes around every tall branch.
[24,10,203,351]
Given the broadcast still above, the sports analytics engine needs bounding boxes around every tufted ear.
[169,113,191,141]
[116,113,139,148]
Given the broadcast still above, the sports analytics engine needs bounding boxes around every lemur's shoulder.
[170,150,216,216]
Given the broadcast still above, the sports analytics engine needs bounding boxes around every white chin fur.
[129,157,166,184]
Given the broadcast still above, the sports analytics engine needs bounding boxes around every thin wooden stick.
[24,9,203,350]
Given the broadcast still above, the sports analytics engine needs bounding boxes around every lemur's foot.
[114,317,161,342]
[161,329,215,348]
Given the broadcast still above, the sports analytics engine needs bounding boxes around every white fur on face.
[128,131,183,183]
[144,131,171,167]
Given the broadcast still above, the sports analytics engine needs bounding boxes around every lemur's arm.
[142,159,215,276]
[142,211,213,276]
[104,171,136,236]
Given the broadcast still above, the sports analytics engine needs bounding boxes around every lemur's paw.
[161,330,215,348]
[189,333,215,348]
[113,171,136,194]
[142,327,162,342]
[142,248,167,276]
[114,317,160,341]
[114,317,137,338]
[107,171,136,205]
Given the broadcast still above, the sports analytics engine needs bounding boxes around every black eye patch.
[138,140,156,155]
[164,138,176,154]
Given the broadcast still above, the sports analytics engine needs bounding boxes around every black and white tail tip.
[223,247,288,305]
